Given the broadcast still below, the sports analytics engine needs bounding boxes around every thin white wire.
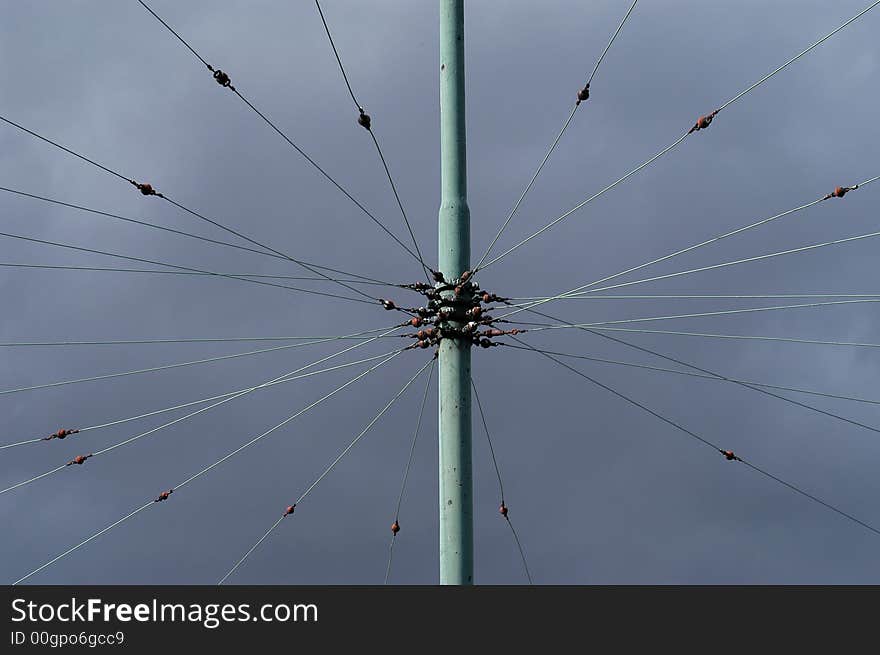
[523,299,880,331]
[510,294,880,302]
[717,0,880,112]
[0,335,402,494]
[13,351,402,585]
[561,225,880,299]
[219,356,432,585]
[478,0,880,272]
[555,176,879,300]
[13,502,156,585]
[473,0,641,271]
[218,516,285,585]
[0,325,399,396]
[587,326,880,349]
[506,342,880,406]
[478,132,691,270]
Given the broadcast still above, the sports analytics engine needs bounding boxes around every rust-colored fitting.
[67,453,92,466]
[469,306,482,318]
[283,504,296,517]
[155,489,174,502]
[499,502,509,517]
[136,182,156,196]
[391,520,400,535]
[418,340,430,349]
[460,270,472,282]
[410,317,423,328]
[486,328,504,338]
[722,450,737,461]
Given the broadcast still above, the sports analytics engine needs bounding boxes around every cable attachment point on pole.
[391,520,400,535]
[283,504,296,517]
[576,83,590,105]
[823,185,859,200]
[43,428,79,441]
[130,181,164,198]
[154,489,174,502]
[432,270,446,283]
[499,502,509,518]
[65,453,93,466]
[720,449,741,462]
[357,108,372,131]
[688,109,720,134]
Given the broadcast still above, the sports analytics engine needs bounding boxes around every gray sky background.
[1,0,879,584]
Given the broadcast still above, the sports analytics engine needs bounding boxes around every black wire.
[136,0,212,68]
[510,336,880,540]
[0,112,384,302]
[0,185,397,288]
[367,129,432,282]
[313,1,431,280]
[471,378,505,502]
[135,0,425,278]
[159,194,378,302]
[314,0,360,109]
[385,358,435,585]
[0,115,131,183]
[0,230,374,305]
[523,306,880,440]
[471,377,533,585]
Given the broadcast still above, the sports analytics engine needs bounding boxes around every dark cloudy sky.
[2,1,879,584]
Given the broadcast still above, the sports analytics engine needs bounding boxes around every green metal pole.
[438,0,473,585]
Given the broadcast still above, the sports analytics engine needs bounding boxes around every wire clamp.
[576,82,590,105]
[154,489,174,502]
[43,428,79,441]
[283,504,296,517]
[823,185,858,200]
[688,109,720,134]
[66,453,93,466]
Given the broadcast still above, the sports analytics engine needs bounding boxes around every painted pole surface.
[438,0,473,585]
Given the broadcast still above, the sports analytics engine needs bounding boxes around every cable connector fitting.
[391,520,400,535]
[154,489,174,502]
[688,109,720,134]
[66,453,93,466]
[576,83,590,105]
[357,109,371,130]
[823,185,858,200]
[283,504,296,517]
[43,428,79,441]
[720,449,740,461]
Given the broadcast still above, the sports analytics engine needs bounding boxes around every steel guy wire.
[0,185,395,287]
[314,0,432,280]
[13,350,403,585]
[584,326,880,350]
[0,325,403,397]
[0,262,392,286]
[386,358,435,585]
[0,229,373,305]
[510,336,880,540]
[0,115,381,302]
[218,355,433,584]
[473,0,641,271]
[554,175,880,301]
[0,333,405,495]
[501,341,880,407]
[477,4,880,271]
[471,377,533,585]
[522,306,880,443]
